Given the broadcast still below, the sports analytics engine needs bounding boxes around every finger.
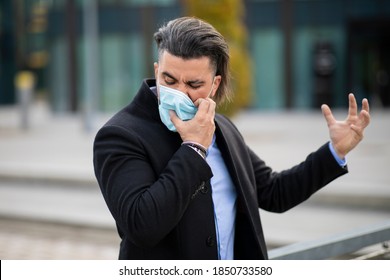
[195,98,211,114]
[321,104,336,126]
[348,93,358,117]
[169,110,181,126]
[358,110,371,129]
[193,98,201,107]
[194,98,203,109]
[199,99,216,117]
[194,97,208,108]
[362,98,370,114]
[206,98,216,114]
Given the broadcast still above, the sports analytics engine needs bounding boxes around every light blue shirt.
[328,142,347,167]
[206,135,237,260]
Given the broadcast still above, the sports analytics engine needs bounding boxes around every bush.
[183,0,253,116]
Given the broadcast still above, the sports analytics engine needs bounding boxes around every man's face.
[154,51,221,103]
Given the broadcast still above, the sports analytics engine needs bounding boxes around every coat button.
[200,182,208,194]
[206,236,215,247]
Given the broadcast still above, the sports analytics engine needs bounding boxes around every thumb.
[169,110,181,127]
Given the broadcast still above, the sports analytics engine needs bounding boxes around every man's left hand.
[321,93,370,159]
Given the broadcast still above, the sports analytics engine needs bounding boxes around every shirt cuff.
[328,142,347,167]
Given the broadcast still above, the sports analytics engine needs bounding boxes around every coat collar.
[129,79,160,122]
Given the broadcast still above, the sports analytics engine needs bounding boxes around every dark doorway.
[347,20,390,107]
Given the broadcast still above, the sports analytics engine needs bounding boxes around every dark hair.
[154,17,231,104]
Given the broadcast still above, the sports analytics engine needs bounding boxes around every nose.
[176,83,190,97]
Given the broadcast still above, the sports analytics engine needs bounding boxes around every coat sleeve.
[93,124,213,248]
[249,142,348,213]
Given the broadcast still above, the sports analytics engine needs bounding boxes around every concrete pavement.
[0,100,389,258]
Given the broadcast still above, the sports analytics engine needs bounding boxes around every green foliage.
[183,0,253,116]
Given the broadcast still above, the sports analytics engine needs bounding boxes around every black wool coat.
[93,79,348,260]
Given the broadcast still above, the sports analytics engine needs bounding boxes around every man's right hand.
[170,97,216,149]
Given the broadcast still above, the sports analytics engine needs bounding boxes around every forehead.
[158,51,214,78]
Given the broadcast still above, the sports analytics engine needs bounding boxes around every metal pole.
[15,71,35,130]
[281,0,293,109]
[83,0,99,132]
[141,4,155,78]
[66,0,78,112]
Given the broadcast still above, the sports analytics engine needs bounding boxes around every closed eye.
[189,84,201,89]
[187,81,204,89]
[165,79,175,85]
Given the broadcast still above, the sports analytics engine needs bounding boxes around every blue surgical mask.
[158,81,215,132]
[158,85,197,132]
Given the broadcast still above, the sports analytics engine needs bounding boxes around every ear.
[154,62,159,79]
[211,75,222,98]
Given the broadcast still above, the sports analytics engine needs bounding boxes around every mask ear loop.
[207,77,216,99]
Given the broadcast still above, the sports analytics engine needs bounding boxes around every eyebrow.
[187,79,205,86]
[162,71,205,86]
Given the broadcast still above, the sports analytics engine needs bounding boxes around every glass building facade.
[1,0,390,113]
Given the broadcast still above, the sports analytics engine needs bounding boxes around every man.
[93,17,370,260]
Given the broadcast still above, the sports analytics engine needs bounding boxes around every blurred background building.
[1,0,389,260]
[1,0,390,115]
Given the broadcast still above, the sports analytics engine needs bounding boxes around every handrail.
[268,220,390,260]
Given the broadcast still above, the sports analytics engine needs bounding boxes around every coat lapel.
[215,115,269,259]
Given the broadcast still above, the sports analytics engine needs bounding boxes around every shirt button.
[206,236,215,247]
